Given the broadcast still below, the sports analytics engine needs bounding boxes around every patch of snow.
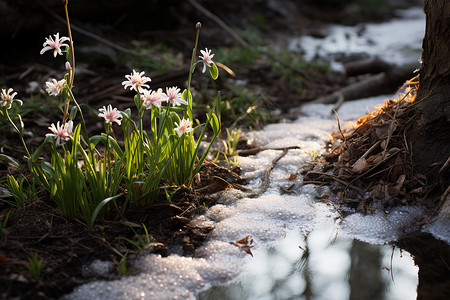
[290,7,425,70]
[339,205,425,244]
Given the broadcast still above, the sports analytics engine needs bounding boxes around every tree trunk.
[408,0,450,196]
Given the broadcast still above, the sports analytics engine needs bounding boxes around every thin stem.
[68,89,94,162]
[64,0,75,89]
[5,111,30,158]
[185,23,201,121]
[105,123,111,196]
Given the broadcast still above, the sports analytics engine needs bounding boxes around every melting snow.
[290,7,425,70]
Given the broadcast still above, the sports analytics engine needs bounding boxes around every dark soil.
[0,162,245,299]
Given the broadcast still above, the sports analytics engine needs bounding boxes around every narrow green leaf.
[122,108,132,119]
[208,62,219,80]
[40,161,55,177]
[89,194,123,229]
[181,89,193,103]
[0,154,21,168]
[69,105,78,120]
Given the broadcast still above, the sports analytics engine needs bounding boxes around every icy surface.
[423,198,450,244]
[340,205,425,244]
[290,7,425,70]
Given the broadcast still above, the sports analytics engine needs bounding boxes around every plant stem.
[64,0,75,89]
[185,23,201,121]
[63,0,75,124]
[5,111,30,157]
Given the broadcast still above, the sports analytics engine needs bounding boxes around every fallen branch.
[237,145,301,156]
[36,0,145,57]
[310,61,419,112]
[187,0,248,47]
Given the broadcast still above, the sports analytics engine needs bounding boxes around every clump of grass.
[4,175,35,206]
[0,4,223,229]
[0,211,10,238]
[119,224,151,251]
[26,252,43,280]
[221,86,276,129]
[121,43,182,73]
[113,254,130,276]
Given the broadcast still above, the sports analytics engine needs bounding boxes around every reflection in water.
[349,240,384,300]
[396,233,450,300]
[199,221,419,300]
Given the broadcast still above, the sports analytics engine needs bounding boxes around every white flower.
[199,48,215,73]
[122,70,151,93]
[1,88,22,109]
[98,104,122,125]
[174,118,193,137]
[45,78,65,96]
[40,33,70,57]
[164,86,187,107]
[141,88,166,109]
[46,120,73,146]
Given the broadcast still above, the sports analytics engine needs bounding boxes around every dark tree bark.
[400,2,450,298]
[408,0,450,195]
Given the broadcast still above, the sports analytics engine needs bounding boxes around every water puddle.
[199,222,418,300]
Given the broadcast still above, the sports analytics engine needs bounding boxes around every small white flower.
[142,88,166,109]
[174,118,193,137]
[164,86,187,107]
[46,120,73,146]
[45,78,65,96]
[98,104,122,125]
[1,88,22,109]
[199,48,215,73]
[122,70,151,93]
[40,33,70,57]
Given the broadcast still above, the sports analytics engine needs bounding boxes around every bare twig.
[436,185,450,212]
[437,155,450,189]
[305,171,365,192]
[36,0,145,56]
[187,0,248,47]
[256,149,290,196]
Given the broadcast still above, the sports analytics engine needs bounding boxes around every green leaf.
[69,105,78,120]
[88,194,123,229]
[208,62,219,80]
[122,108,132,119]
[208,112,220,135]
[181,89,192,103]
[0,154,21,168]
[90,135,124,157]
[17,114,24,133]
[40,161,55,177]
[134,94,142,110]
